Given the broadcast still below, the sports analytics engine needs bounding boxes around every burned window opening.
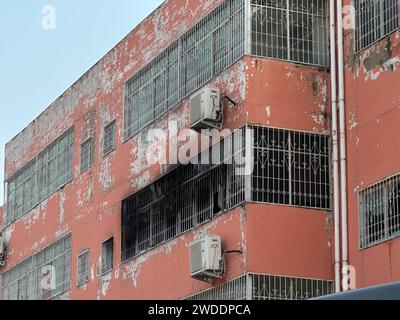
[122,126,331,261]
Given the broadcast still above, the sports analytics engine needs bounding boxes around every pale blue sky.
[0,0,164,205]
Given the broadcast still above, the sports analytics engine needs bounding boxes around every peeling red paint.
[344,0,400,289]
[1,0,335,299]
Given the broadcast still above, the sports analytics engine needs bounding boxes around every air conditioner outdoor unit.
[189,236,222,280]
[190,86,222,130]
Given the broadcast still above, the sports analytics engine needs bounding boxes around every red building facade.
[0,0,399,300]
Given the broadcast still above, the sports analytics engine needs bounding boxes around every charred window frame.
[80,137,94,173]
[1,235,71,300]
[103,121,116,156]
[359,174,400,249]
[122,164,232,261]
[5,127,74,226]
[356,0,400,52]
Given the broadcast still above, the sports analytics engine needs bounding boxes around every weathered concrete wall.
[1,0,334,299]
[343,0,400,288]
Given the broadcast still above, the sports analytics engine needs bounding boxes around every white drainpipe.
[330,0,341,293]
[337,0,349,285]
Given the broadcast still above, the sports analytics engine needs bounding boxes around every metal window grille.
[122,125,330,261]
[251,125,331,210]
[101,238,114,274]
[80,138,94,173]
[122,128,249,261]
[77,251,89,286]
[186,273,334,300]
[103,121,116,156]
[251,0,329,66]
[356,0,399,52]
[5,128,74,226]
[359,174,400,249]
[1,235,71,301]
[123,0,245,140]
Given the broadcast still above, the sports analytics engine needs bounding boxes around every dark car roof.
[313,282,400,300]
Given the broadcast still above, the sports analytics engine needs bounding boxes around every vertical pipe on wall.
[330,0,341,293]
[337,0,349,286]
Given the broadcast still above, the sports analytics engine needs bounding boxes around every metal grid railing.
[186,273,334,300]
[356,0,399,52]
[250,0,329,66]
[1,235,71,301]
[359,174,400,249]
[251,125,331,210]
[123,0,245,140]
[5,127,74,226]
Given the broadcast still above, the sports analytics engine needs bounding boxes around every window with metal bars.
[122,164,234,261]
[122,125,330,261]
[77,250,89,287]
[186,273,334,300]
[251,0,329,66]
[1,235,71,300]
[251,126,331,210]
[356,0,399,52]
[359,174,400,249]
[103,121,116,156]
[5,128,74,226]
[80,138,94,173]
[101,238,114,275]
[123,0,245,140]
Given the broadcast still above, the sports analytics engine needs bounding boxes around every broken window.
[359,175,400,249]
[356,0,399,52]
[103,121,116,156]
[1,235,71,300]
[80,137,94,173]
[77,250,89,287]
[5,128,74,225]
[251,0,329,66]
[101,238,114,274]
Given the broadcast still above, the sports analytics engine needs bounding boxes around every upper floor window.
[77,250,89,287]
[101,238,113,275]
[5,127,74,226]
[356,0,399,52]
[123,0,245,140]
[251,0,329,66]
[359,174,400,249]
[80,138,94,173]
[103,121,116,156]
[123,0,329,141]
